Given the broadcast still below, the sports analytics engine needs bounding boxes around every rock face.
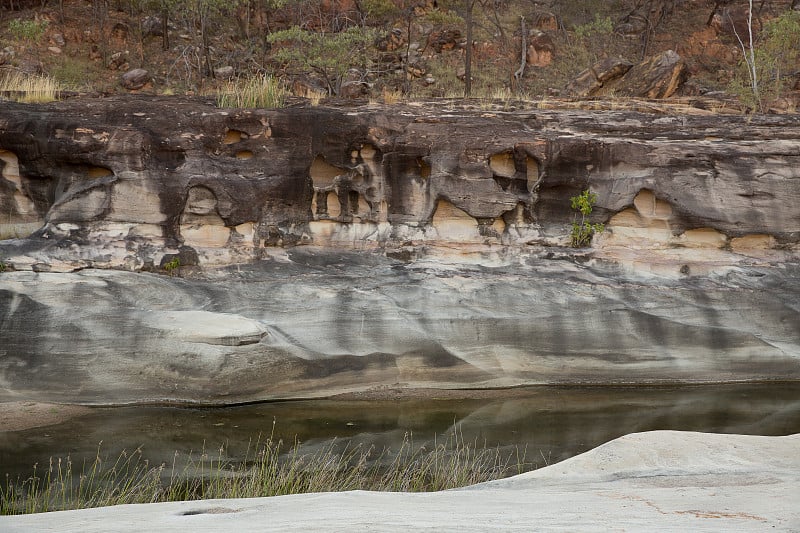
[0,97,799,404]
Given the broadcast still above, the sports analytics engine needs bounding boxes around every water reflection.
[2,384,799,478]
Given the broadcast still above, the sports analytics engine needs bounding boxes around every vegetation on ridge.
[0,0,798,111]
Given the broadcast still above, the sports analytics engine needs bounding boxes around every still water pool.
[2,383,799,479]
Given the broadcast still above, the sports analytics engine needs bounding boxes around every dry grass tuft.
[0,70,62,103]
[1,429,530,515]
[217,74,286,109]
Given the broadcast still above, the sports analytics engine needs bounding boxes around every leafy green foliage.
[7,19,48,42]
[163,257,180,275]
[728,10,800,112]
[267,25,378,95]
[573,14,614,40]
[360,0,400,23]
[570,189,604,247]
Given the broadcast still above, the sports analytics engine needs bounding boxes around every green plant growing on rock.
[163,257,180,276]
[570,189,604,248]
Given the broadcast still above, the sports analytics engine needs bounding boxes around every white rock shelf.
[4,430,799,532]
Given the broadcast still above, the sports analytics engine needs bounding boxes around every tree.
[267,25,379,95]
[729,7,800,111]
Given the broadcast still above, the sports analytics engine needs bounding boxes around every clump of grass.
[217,74,286,109]
[0,70,62,103]
[1,429,530,515]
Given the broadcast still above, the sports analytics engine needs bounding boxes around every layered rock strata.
[0,98,798,404]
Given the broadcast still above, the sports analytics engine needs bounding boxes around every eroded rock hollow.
[1,97,798,404]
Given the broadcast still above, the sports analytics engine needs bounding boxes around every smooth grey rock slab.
[1,249,798,405]
[4,430,798,532]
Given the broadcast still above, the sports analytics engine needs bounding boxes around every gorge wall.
[0,97,799,404]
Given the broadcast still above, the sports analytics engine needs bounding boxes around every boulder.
[612,50,686,98]
[214,65,235,80]
[427,29,462,52]
[120,68,150,90]
[565,57,633,96]
[526,31,554,67]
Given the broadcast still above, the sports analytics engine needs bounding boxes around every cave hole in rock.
[489,151,516,178]
[223,129,247,145]
[153,148,186,171]
[360,143,378,161]
[310,155,345,188]
[0,148,42,238]
[418,157,431,179]
[309,155,372,221]
[526,156,540,194]
[327,191,342,218]
[348,190,360,214]
[608,189,674,241]
[180,185,230,248]
[431,198,479,240]
[86,166,114,179]
[489,150,541,196]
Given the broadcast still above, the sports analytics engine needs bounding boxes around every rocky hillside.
[1,0,799,110]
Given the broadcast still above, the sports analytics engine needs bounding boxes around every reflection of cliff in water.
[2,383,799,478]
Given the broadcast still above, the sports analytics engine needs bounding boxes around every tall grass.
[0,70,62,103]
[217,74,286,108]
[1,429,529,515]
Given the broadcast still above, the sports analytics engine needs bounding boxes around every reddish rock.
[613,50,686,99]
[565,57,634,97]
[527,31,554,67]
[427,29,463,53]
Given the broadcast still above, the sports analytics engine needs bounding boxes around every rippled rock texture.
[0,98,799,403]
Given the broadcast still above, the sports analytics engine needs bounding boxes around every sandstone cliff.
[0,98,798,404]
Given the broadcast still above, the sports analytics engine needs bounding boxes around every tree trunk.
[161,7,170,51]
[513,16,526,92]
[464,0,473,97]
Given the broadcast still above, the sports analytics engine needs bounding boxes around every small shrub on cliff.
[570,189,604,247]
[163,257,181,276]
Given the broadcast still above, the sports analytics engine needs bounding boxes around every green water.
[2,383,799,479]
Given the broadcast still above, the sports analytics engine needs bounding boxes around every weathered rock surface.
[566,51,686,98]
[0,97,799,404]
[4,431,799,531]
[565,57,634,97]
[0,250,798,404]
[612,50,687,98]
[1,96,798,273]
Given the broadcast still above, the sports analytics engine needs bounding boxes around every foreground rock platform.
[4,430,799,532]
